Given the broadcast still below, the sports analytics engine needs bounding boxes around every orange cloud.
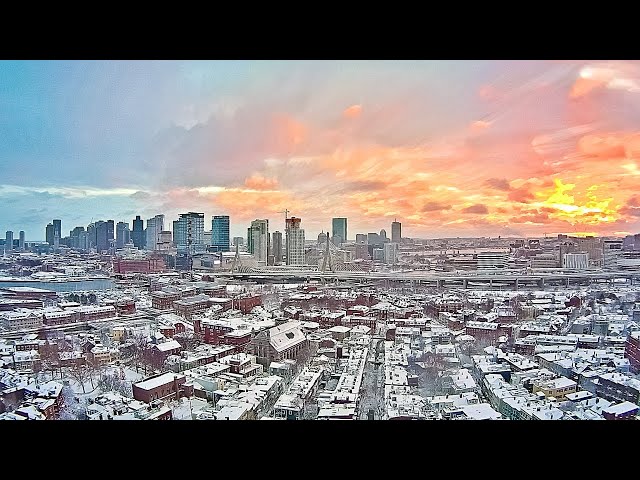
[577,134,626,158]
[244,174,278,190]
[570,77,605,99]
[214,188,299,221]
[343,104,362,119]
[470,120,492,132]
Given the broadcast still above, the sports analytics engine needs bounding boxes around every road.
[358,335,386,420]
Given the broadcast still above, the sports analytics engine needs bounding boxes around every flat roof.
[134,372,185,391]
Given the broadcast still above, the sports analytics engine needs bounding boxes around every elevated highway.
[215,269,640,289]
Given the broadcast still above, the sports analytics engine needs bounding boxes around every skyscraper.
[53,219,61,242]
[212,215,230,252]
[380,229,388,242]
[70,226,85,250]
[18,231,25,250]
[79,231,89,250]
[95,221,109,252]
[5,231,13,251]
[132,216,144,249]
[87,223,97,250]
[272,231,283,264]
[173,212,204,254]
[45,223,54,246]
[332,217,347,246]
[355,233,367,244]
[391,220,402,243]
[146,214,165,251]
[107,220,115,250]
[384,242,398,265]
[247,227,254,254]
[116,222,130,248]
[249,219,269,265]
[285,217,305,266]
[367,232,381,245]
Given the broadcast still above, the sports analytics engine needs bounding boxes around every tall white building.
[285,217,305,266]
[563,252,589,270]
[384,242,398,265]
[145,214,164,251]
[603,239,623,269]
[476,252,507,270]
[250,219,269,265]
[173,212,205,254]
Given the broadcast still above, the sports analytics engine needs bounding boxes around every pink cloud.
[343,104,362,119]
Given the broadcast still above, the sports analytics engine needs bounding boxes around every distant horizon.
[2,60,640,240]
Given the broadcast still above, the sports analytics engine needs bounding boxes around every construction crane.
[278,209,290,224]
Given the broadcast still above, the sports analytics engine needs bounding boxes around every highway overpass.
[214,269,640,289]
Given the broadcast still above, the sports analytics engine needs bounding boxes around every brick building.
[132,372,187,403]
[113,256,166,274]
[173,294,212,319]
[151,291,181,311]
[233,294,262,314]
[465,321,499,344]
[625,332,640,373]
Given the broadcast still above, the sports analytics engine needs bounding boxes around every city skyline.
[3,60,640,240]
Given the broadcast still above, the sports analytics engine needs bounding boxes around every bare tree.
[174,332,201,351]
[67,364,92,394]
[97,371,133,397]
[86,362,104,390]
[131,333,149,374]
[39,341,60,381]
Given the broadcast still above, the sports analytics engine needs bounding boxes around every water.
[0,279,115,292]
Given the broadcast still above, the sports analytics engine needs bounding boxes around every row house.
[196,284,227,297]
[173,294,212,319]
[1,310,43,331]
[233,294,262,314]
[44,310,76,326]
[165,345,235,372]
[319,311,346,328]
[465,321,499,345]
[220,329,253,352]
[132,372,188,404]
[596,372,640,405]
[341,315,376,331]
[219,353,263,379]
[72,305,116,322]
[151,291,181,311]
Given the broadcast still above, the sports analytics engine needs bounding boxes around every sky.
[2,60,640,241]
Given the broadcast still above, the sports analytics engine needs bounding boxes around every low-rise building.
[132,372,188,404]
